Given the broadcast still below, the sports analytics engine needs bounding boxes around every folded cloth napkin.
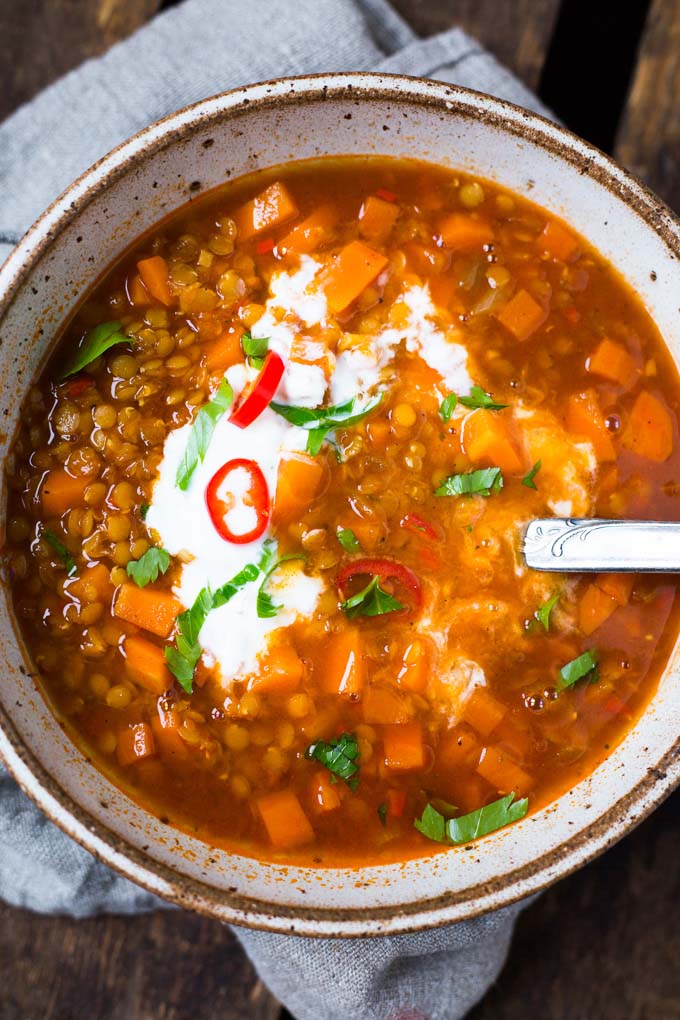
[0,0,550,1015]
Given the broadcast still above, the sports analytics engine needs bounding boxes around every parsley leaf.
[377,802,388,826]
[340,575,404,618]
[435,467,504,498]
[175,377,233,491]
[458,385,508,411]
[126,547,170,588]
[212,563,261,609]
[336,527,361,553]
[61,321,130,379]
[414,794,529,846]
[305,732,359,786]
[241,333,269,359]
[43,529,77,577]
[256,553,306,619]
[139,503,150,521]
[522,459,542,490]
[558,648,599,690]
[439,393,457,422]
[270,394,383,456]
[535,591,560,632]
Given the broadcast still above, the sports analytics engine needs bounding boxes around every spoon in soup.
[524,518,680,572]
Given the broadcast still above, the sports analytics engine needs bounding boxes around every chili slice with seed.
[401,512,439,541]
[229,351,284,429]
[337,557,423,615]
[205,458,270,544]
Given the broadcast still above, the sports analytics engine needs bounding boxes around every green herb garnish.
[377,802,388,826]
[535,591,560,632]
[43,529,77,577]
[256,552,306,619]
[126,547,170,588]
[435,467,504,498]
[336,527,361,553]
[458,385,508,411]
[139,503,150,521]
[340,575,404,619]
[414,794,528,845]
[305,732,359,787]
[175,377,233,491]
[242,332,269,368]
[270,394,383,456]
[558,648,599,690]
[61,321,130,379]
[522,459,542,490]
[439,393,457,422]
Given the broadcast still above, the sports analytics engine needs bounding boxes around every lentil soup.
[5,157,680,865]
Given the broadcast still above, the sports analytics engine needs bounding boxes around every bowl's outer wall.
[1,75,680,936]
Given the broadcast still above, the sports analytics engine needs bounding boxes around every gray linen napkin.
[0,0,549,1015]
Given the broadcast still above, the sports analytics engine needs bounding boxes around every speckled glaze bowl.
[1,73,680,937]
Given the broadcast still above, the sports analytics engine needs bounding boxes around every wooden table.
[2,2,680,1017]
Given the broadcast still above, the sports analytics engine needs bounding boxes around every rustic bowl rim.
[1,71,680,937]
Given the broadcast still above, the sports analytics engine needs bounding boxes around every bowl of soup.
[1,73,680,936]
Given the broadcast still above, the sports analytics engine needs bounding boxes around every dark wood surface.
[2,2,680,1019]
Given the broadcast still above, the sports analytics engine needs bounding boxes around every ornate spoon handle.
[523,519,680,572]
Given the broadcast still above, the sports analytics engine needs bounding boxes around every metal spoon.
[524,519,680,572]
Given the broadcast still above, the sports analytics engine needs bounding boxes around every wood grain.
[389,0,562,89]
[0,902,279,1020]
[0,0,162,121]
[614,0,680,211]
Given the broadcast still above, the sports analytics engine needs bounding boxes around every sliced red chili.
[256,237,275,255]
[205,458,270,544]
[376,188,397,203]
[229,351,284,429]
[337,557,423,615]
[401,512,438,541]
[65,375,94,398]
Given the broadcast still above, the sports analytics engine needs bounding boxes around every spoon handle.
[523,519,680,572]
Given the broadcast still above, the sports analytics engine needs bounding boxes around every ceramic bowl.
[1,73,680,937]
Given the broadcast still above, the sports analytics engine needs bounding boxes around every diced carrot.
[66,562,114,605]
[137,255,174,306]
[322,628,365,697]
[358,196,400,242]
[438,213,493,250]
[233,182,299,242]
[436,723,481,773]
[310,769,342,813]
[539,220,580,262]
[622,390,674,462]
[385,788,407,818]
[565,390,616,461]
[452,774,491,815]
[123,635,171,695]
[257,789,314,849]
[151,710,189,760]
[492,718,533,762]
[203,329,243,372]
[587,338,638,388]
[321,241,388,314]
[461,408,525,475]
[477,745,533,797]
[462,687,506,737]
[272,452,326,523]
[579,582,617,636]
[397,639,429,695]
[383,722,425,771]
[278,204,338,254]
[127,272,151,306]
[428,275,464,315]
[116,722,156,767]
[363,686,412,725]
[252,641,304,694]
[495,288,547,341]
[113,583,182,639]
[597,573,635,606]
[41,469,90,517]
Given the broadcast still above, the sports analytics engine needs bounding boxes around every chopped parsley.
[439,393,457,422]
[139,503,150,521]
[340,574,404,619]
[305,732,360,788]
[535,591,560,632]
[414,794,528,845]
[558,648,599,690]
[126,547,171,588]
[336,527,361,553]
[43,529,77,577]
[435,467,503,498]
[458,385,508,411]
[175,377,233,491]
[377,802,388,826]
[256,552,306,619]
[270,394,383,456]
[242,332,269,368]
[522,459,542,490]
[61,320,130,379]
